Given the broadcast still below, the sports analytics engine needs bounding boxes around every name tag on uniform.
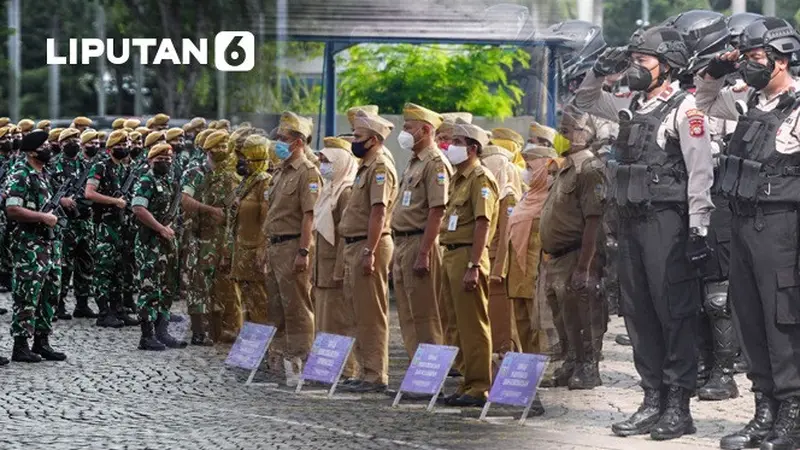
[26,201,35,209]
[401,190,411,206]
[156,185,163,193]
[447,214,458,231]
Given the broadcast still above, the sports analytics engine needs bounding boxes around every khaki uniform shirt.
[440,160,499,246]
[266,154,321,236]
[339,146,398,237]
[391,145,449,232]
[539,149,605,254]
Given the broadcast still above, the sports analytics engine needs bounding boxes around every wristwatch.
[362,248,374,257]
[297,248,310,257]
[690,226,708,237]
[467,261,480,270]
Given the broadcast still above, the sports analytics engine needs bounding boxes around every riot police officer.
[575,26,715,441]
[696,17,800,450]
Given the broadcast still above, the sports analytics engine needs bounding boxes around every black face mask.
[34,147,52,164]
[51,143,61,155]
[130,146,142,159]
[626,64,655,92]
[351,138,372,158]
[741,60,774,91]
[111,147,129,160]
[236,158,249,177]
[0,141,11,153]
[64,142,81,158]
[84,146,99,158]
[153,161,171,177]
[12,139,21,152]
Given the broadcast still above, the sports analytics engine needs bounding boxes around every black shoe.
[721,393,779,450]
[96,313,124,328]
[568,360,601,390]
[347,381,387,394]
[615,334,631,346]
[138,321,166,351]
[448,368,462,378]
[697,352,713,389]
[155,314,187,349]
[0,307,7,315]
[554,352,577,387]
[650,386,696,441]
[116,310,139,326]
[437,393,461,406]
[612,388,663,437]
[55,301,72,321]
[31,334,66,361]
[698,364,739,401]
[11,336,42,363]
[759,397,800,450]
[0,355,8,365]
[191,333,215,347]
[169,314,185,323]
[449,394,487,408]
[72,296,98,319]
[384,389,435,401]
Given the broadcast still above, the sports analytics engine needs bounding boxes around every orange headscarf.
[507,157,556,272]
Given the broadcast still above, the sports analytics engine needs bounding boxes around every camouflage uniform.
[50,152,95,306]
[0,152,13,287]
[5,162,61,338]
[86,156,127,319]
[180,162,211,314]
[132,169,178,322]
[121,159,149,308]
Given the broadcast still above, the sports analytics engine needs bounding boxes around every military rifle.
[40,178,70,240]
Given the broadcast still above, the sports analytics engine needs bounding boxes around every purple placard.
[224,323,276,370]
[488,352,548,407]
[302,333,355,384]
[399,344,459,395]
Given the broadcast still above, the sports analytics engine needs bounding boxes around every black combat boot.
[0,307,7,315]
[72,296,98,318]
[138,321,166,351]
[697,350,713,390]
[189,313,214,346]
[31,334,66,361]
[612,388,663,437]
[759,397,800,450]
[721,393,779,450]
[123,292,137,315]
[615,334,631,346]
[0,272,11,293]
[155,313,187,349]
[114,294,138,326]
[55,299,72,320]
[95,296,124,328]
[568,355,601,390]
[698,316,739,401]
[0,354,8,365]
[554,348,577,387]
[11,336,42,363]
[651,386,696,440]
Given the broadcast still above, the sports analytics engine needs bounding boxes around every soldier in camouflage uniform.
[132,143,186,350]
[0,125,15,297]
[120,130,146,315]
[85,129,135,328]
[5,130,66,363]
[51,128,100,321]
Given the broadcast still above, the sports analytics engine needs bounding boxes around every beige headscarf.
[481,145,523,201]
[313,147,358,246]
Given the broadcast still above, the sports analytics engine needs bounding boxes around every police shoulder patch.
[309,181,319,193]
[685,108,705,119]
[688,117,705,138]
[436,171,446,185]
[480,186,491,199]
[375,170,386,185]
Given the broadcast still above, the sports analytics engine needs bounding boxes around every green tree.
[603,0,712,45]
[337,44,530,120]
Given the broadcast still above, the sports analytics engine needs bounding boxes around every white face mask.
[397,131,416,151]
[320,162,334,180]
[445,145,469,165]
[521,168,534,186]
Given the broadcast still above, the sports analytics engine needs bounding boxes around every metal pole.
[323,43,336,137]
[577,0,593,23]
[276,0,288,106]
[134,51,143,116]
[217,70,226,119]
[8,0,21,121]
[641,0,650,27]
[731,0,746,14]
[762,0,775,16]
[96,1,107,116]
[49,54,60,120]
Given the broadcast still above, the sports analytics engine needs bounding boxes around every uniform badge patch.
[264,190,269,200]
[309,182,319,193]
[375,173,386,185]
[685,108,704,119]
[595,183,605,200]
[481,187,490,199]
[507,206,514,216]
[689,118,705,137]
[436,172,446,185]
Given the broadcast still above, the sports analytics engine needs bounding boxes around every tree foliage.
[337,44,530,120]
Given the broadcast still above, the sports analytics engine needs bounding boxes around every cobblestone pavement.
[0,292,753,450]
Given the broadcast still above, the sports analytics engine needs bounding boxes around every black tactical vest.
[718,91,800,204]
[610,91,688,207]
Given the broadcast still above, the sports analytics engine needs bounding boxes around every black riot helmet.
[738,17,800,58]
[539,20,606,86]
[726,12,764,48]
[627,26,690,71]
[663,10,731,74]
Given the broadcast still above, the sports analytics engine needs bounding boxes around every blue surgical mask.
[275,141,292,160]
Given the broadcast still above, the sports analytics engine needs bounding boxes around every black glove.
[686,233,712,265]
[705,57,738,80]
[593,47,630,77]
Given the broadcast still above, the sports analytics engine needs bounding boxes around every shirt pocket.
[282,175,299,195]
[450,188,474,225]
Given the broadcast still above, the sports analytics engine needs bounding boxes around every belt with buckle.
[444,243,471,251]
[269,234,300,245]
[392,229,424,238]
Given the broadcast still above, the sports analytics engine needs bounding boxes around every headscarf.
[507,151,556,272]
[313,147,358,246]
[481,145,522,201]
[241,135,271,193]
